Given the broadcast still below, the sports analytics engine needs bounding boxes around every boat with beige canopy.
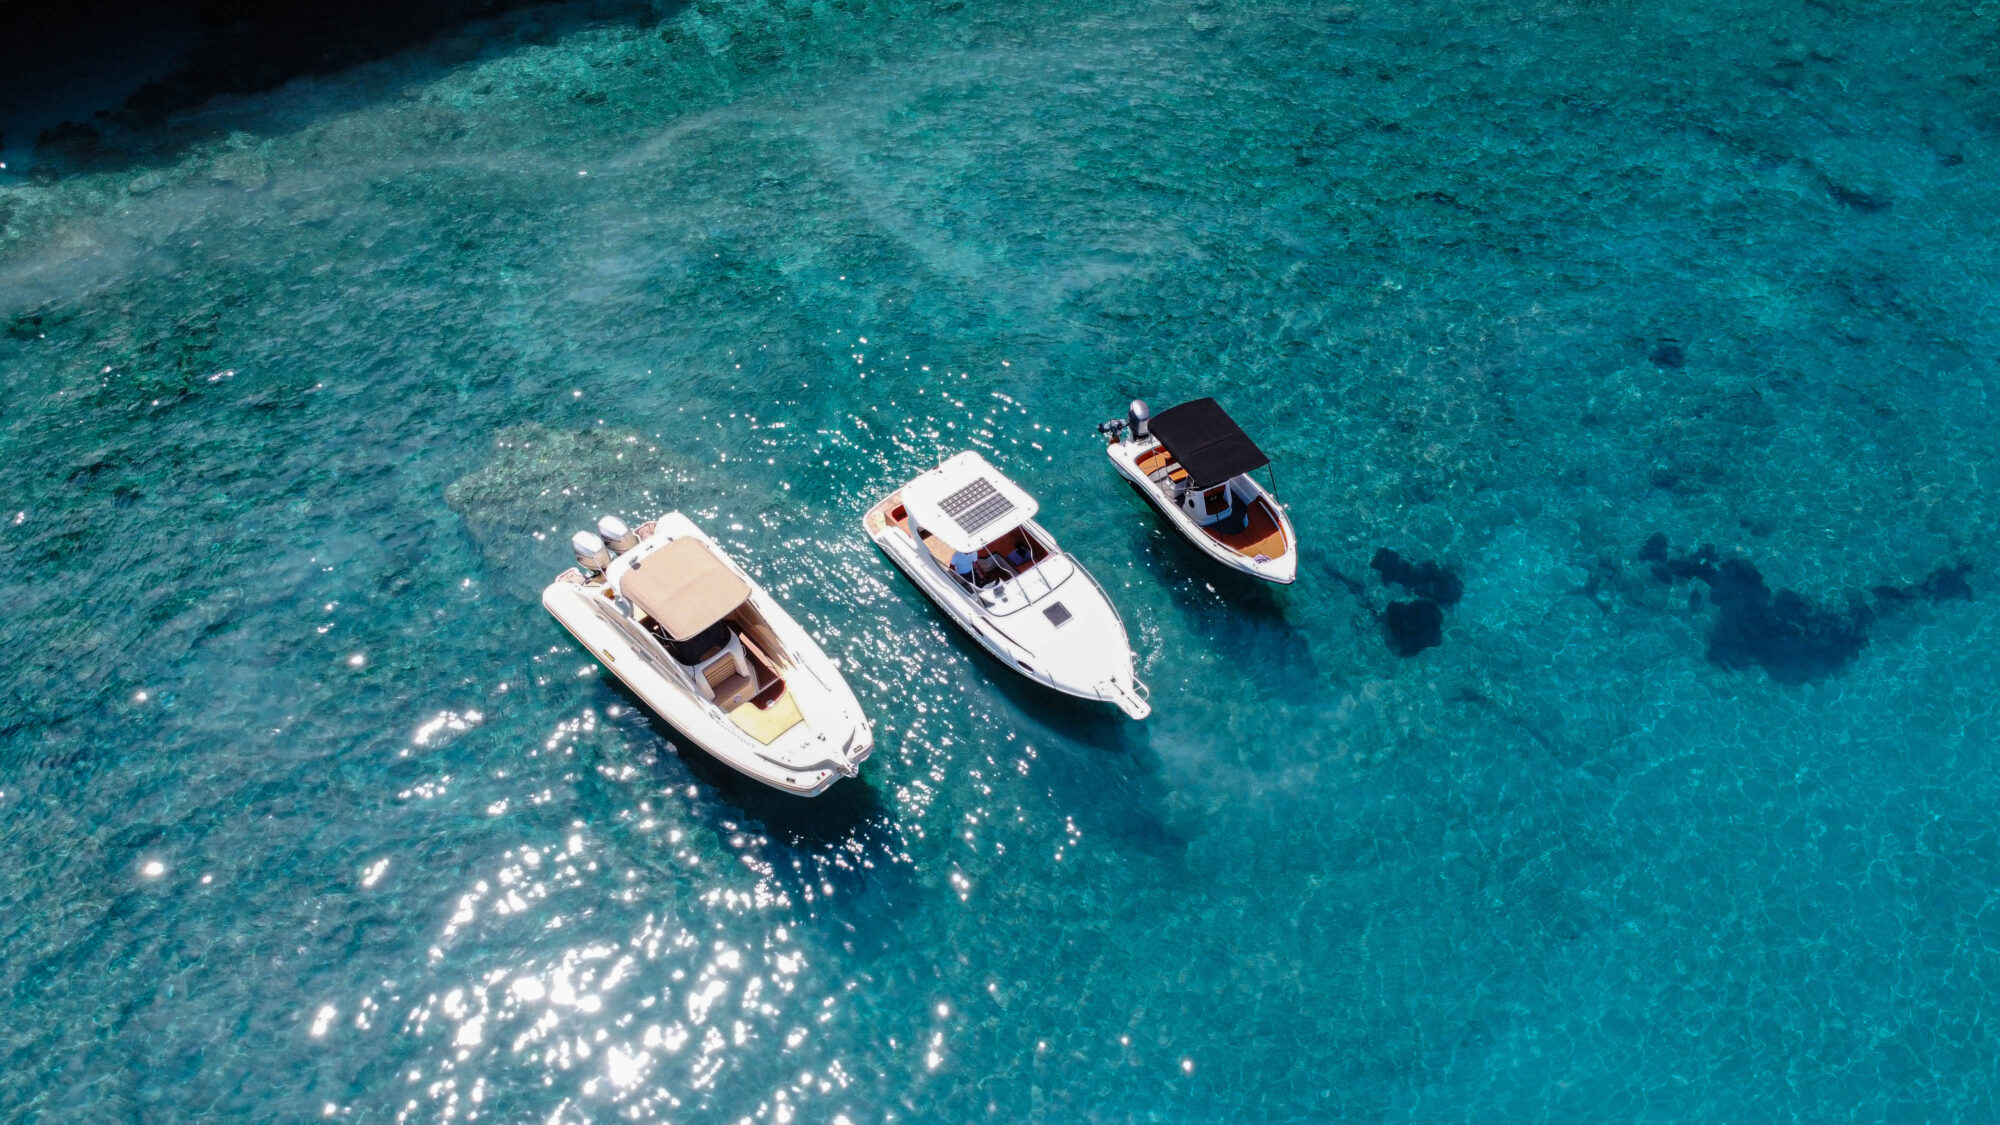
[542,512,872,795]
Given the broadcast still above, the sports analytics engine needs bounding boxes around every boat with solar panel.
[1097,397,1297,584]
[542,512,873,796]
[863,450,1152,719]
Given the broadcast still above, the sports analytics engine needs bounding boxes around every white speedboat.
[542,512,872,796]
[863,450,1151,719]
[1098,397,1297,584]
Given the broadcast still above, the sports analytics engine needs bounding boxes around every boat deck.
[868,491,952,562]
[868,489,1048,578]
[1136,445,1187,482]
[863,490,903,537]
[717,629,805,743]
[1204,496,1288,558]
[729,681,804,744]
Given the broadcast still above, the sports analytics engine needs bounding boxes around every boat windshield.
[971,527,1045,586]
[663,620,732,665]
[958,526,1073,612]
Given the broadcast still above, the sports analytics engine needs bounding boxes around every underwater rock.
[1704,557,1866,683]
[1383,598,1443,657]
[1642,536,1973,684]
[1649,339,1686,368]
[1872,562,1974,604]
[1371,548,1463,605]
[444,422,686,587]
[207,149,270,191]
[1639,533,1718,583]
[121,0,569,121]
[1826,181,1892,212]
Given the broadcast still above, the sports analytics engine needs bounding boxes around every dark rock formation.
[2,0,650,171]
[1642,535,1972,684]
[1872,562,1974,605]
[1703,557,1866,683]
[1371,548,1463,605]
[1640,533,1718,582]
[1383,599,1443,657]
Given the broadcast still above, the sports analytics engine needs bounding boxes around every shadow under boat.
[618,691,920,914]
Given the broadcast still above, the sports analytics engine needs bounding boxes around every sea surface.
[3,0,1998,1120]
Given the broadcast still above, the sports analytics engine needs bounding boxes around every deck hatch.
[1042,602,1072,628]
[938,478,1016,538]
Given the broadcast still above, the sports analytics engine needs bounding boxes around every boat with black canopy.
[1098,397,1297,584]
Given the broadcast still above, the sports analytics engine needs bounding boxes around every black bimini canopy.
[1148,397,1270,489]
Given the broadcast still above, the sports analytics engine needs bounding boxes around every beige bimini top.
[618,537,751,641]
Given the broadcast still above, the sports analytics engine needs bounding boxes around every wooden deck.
[1204,496,1289,559]
[863,490,904,537]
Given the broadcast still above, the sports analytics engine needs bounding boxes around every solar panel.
[938,478,1016,537]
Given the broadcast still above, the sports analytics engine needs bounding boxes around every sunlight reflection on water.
[3,0,1997,1119]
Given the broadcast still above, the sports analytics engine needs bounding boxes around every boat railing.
[980,535,1061,603]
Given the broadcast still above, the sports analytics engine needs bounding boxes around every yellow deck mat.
[729,686,804,745]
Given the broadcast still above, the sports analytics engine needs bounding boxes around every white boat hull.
[864,496,1150,720]
[1106,437,1297,584]
[543,514,872,796]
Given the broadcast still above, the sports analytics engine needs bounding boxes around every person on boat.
[950,550,977,583]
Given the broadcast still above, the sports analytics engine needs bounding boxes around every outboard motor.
[597,515,639,553]
[571,530,612,573]
[1127,399,1151,439]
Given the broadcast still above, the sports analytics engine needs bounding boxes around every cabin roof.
[617,536,751,641]
[902,450,1040,553]
[1149,397,1270,489]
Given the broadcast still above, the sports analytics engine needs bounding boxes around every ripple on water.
[2,0,1998,1120]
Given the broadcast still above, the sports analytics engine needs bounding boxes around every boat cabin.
[1134,397,1271,533]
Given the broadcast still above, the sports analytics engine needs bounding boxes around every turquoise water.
[4,0,1999,1119]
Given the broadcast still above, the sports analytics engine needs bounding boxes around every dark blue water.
[3,0,1997,1119]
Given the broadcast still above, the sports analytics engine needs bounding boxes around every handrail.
[988,524,1064,602]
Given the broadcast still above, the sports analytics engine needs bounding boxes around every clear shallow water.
[3,0,1998,1119]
